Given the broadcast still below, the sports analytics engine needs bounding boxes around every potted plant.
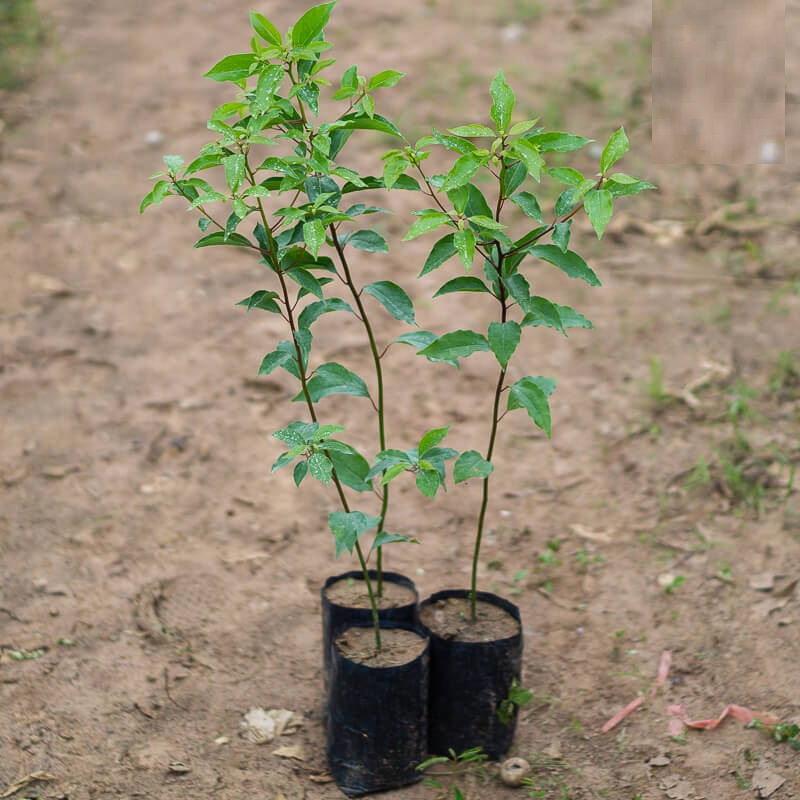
[139,2,458,793]
[376,78,653,758]
[141,0,653,788]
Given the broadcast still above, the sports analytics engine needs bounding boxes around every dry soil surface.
[2,1,800,799]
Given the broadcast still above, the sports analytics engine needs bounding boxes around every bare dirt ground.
[1,1,800,799]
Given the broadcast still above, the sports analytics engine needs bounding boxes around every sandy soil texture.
[1,1,799,798]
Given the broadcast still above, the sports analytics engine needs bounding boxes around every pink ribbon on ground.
[601,651,779,736]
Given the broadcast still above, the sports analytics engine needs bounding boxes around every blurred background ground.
[1,1,799,799]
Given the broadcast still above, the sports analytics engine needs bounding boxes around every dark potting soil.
[324,577,416,609]
[334,626,427,668]
[418,596,521,642]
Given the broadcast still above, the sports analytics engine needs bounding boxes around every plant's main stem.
[330,226,390,597]
[471,266,508,621]
[253,194,383,649]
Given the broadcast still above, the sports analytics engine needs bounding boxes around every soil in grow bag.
[327,623,429,797]
[321,570,418,685]
[419,589,522,761]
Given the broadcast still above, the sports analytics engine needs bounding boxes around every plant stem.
[251,192,383,648]
[330,225,390,597]
[471,261,508,619]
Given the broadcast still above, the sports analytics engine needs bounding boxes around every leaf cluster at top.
[140,0,654,562]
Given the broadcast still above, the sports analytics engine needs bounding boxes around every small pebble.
[758,140,782,164]
[501,23,525,43]
[500,757,531,787]
[144,130,165,146]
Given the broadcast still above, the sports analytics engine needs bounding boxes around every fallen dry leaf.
[752,765,786,798]
[239,708,302,744]
[273,744,305,761]
[1,772,57,799]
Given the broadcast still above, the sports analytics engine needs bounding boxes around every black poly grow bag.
[321,570,418,686]
[326,621,429,796]
[418,589,523,760]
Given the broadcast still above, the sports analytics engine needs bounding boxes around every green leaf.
[379,463,409,485]
[298,297,353,330]
[510,138,545,181]
[303,219,326,257]
[329,448,372,493]
[368,69,404,90]
[522,296,565,333]
[553,189,575,217]
[258,344,295,377]
[552,220,571,252]
[418,425,450,456]
[163,154,184,173]
[194,231,252,248]
[488,320,521,369]
[139,180,172,213]
[312,424,345,441]
[292,1,336,47]
[433,276,492,297]
[553,304,593,330]
[299,362,370,403]
[222,154,245,193]
[260,337,309,380]
[453,450,493,483]
[339,64,358,91]
[204,53,255,83]
[250,11,282,45]
[441,152,489,192]
[525,131,593,153]
[271,448,303,473]
[508,118,539,136]
[336,112,403,139]
[524,244,601,286]
[371,531,418,550]
[489,69,515,133]
[464,183,494,219]
[607,172,638,184]
[454,228,476,270]
[600,127,629,174]
[510,191,543,222]
[252,64,284,112]
[274,422,313,447]
[448,124,496,137]
[403,211,452,241]
[363,281,416,325]
[420,234,457,276]
[548,167,584,186]
[236,289,281,314]
[308,452,333,484]
[605,178,656,199]
[347,229,389,253]
[468,215,506,231]
[293,460,308,486]
[501,161,527,197]
[508,376,556,437]
[382,154,410,191]
[415,468,441,499]
[287,267,324,299]
[370,448,413,475]
[584,188,613,239]
[328,511,382,557]
[418,330,490,364]
[502,272,531,307]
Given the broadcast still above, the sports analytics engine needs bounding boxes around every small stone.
[501,23,524,43]
[758,140,781,164]
[500,757,531,787]
[144,130,165,146]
